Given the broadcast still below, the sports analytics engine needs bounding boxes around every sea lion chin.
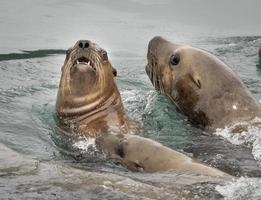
[146,36,261,131]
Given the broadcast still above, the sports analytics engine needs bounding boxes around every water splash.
[216,177,261,200]
[72,136,96,153]
[214,117,261,163]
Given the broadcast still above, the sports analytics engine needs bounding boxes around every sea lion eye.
[66,49,72,56]
[101,50,108,61]
[170,54,180,66]
[65,49,72,61]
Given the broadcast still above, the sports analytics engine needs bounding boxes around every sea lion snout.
[146,36,180,93]
[71,40,117,77]
[148,36,167,52]
[77,40,90,49]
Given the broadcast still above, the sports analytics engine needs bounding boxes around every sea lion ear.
[112,67,117,77]
[189,73,201,89]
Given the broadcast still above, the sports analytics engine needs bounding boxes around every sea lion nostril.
[78,40,89,49]
[79,42,83,48]
[84,42,89,48]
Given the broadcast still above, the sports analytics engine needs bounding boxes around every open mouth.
[74,57,96,71]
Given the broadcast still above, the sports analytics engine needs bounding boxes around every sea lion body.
[96,134,232,178]
[146,36,261,131]
[56,40,140,137]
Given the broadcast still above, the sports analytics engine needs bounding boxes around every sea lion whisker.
[153,69,156,89]
[158,79,162,92]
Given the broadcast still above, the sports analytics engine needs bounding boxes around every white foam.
[214,117,261,163]
[216,177,261,200]
[72,137,96,152]
[228,43,236,47]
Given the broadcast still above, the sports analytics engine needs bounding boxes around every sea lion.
[95,133,233,178]
[146,36,261,131]
[56,40,140,137]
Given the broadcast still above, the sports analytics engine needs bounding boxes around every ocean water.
[0,0,261,199]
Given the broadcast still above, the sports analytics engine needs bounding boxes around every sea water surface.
[0,0,261,199]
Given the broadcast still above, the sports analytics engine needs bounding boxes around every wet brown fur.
[56,40,141,137]
[146,36,261,131]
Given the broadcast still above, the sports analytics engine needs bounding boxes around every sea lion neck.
[64,89,124,125]
[56,73,123,121]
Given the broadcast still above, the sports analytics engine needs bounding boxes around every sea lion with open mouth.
[56,40,140,137]
[146,36,261,131]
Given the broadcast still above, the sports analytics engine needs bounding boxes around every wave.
[0,49,65,61]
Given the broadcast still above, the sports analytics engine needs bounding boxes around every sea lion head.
[146,36,261,129]
[95,134,144,172]
[56,40,118,119]
[146,36,209,119]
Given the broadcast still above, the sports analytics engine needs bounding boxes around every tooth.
[87,61,90,65]
[76,60,79,64]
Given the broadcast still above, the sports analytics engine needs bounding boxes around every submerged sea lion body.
[96,134,233,178]
[146,36,261,131]
[56,40,140,137]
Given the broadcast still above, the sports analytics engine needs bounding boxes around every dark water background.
[0,0,261,199]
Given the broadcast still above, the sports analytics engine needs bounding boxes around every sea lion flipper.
[122,160,144,172]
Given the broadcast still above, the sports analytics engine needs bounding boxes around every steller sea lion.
[56,40,232,178]
[56,40,140,137]
[95,133,233,178]
[146,36,261,131]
